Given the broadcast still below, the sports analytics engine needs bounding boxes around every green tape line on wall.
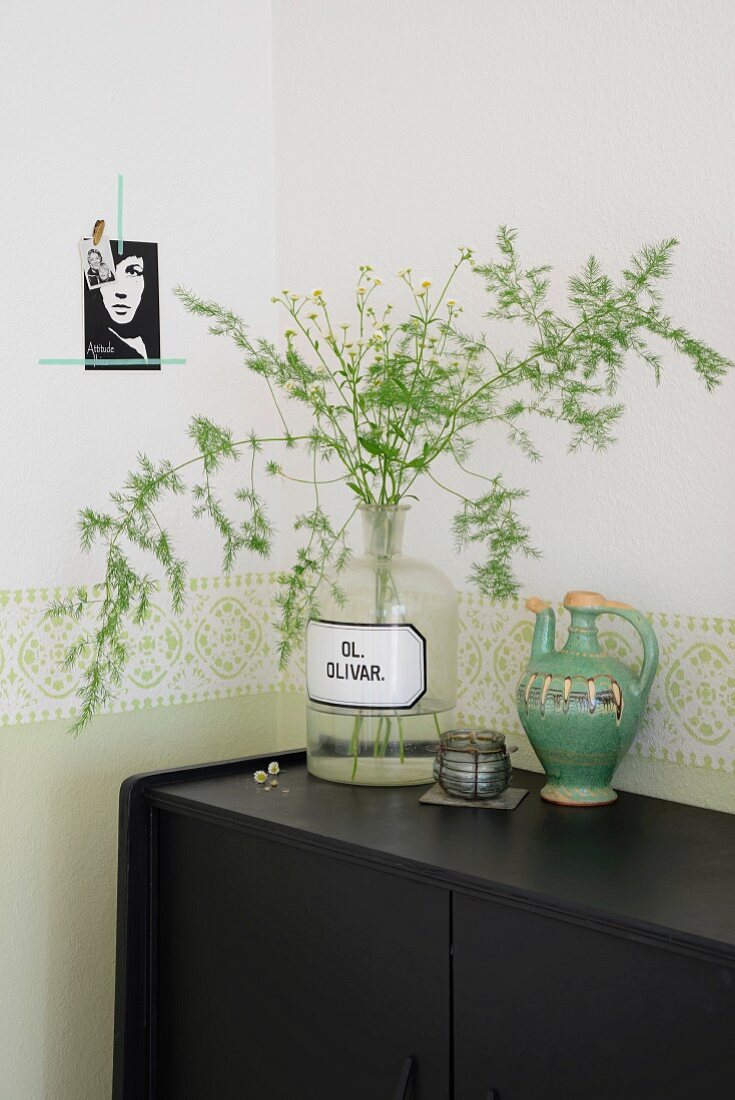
[39,359,187,366]
[117,173,123,254]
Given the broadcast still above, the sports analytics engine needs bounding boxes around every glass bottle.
[306,504,458,785]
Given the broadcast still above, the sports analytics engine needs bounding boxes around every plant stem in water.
[374,716,384,757]
[381,716,392,757]
[350,714,363,780]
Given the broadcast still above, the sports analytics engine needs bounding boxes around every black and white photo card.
[83,240,160,368]
[80,234,117,289]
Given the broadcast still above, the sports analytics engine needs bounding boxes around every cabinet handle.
[392,1056,414,1099]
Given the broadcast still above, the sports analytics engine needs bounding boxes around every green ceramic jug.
[517,591,659,806]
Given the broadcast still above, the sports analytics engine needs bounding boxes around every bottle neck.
[562,609,601,655]
[360,505,408,559]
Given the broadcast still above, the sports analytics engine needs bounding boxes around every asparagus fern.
[49,230,732,734]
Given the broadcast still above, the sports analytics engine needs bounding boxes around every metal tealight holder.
[432,729,516,801]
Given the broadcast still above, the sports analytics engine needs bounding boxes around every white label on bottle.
[306,620,427,709]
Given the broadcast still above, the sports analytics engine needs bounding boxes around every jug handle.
[564,592,659,697]
[600,603,659,698]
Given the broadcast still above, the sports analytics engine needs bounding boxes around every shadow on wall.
[42,760,119,1098]
[0,696,286,1100]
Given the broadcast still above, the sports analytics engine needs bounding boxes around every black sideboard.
[113,750,735,1099]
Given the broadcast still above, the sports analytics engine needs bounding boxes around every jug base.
[540,782,618,807]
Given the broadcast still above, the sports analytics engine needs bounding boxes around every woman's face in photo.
[100,255,145,325]
[88,251,101,270]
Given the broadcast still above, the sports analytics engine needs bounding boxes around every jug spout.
[525,597,556,660]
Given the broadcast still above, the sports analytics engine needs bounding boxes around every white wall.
[0,4,282,1097]
[271,0,735,618]
[1,0,280,589]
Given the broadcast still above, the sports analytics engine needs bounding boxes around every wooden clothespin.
[92,219,105,246]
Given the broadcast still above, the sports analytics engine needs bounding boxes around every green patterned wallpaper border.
[1,575,733,774]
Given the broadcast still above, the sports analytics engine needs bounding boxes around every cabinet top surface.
[144,754,735,956]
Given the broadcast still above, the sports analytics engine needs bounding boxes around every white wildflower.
[268,761,280,775]
[254,770,267,783]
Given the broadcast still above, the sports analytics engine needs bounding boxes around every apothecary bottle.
[306,504,458,785]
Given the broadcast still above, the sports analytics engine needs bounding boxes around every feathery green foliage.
[51,230,732,733]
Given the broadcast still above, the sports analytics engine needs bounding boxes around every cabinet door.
[156,810,450,1099]
[453,892,734,1100]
